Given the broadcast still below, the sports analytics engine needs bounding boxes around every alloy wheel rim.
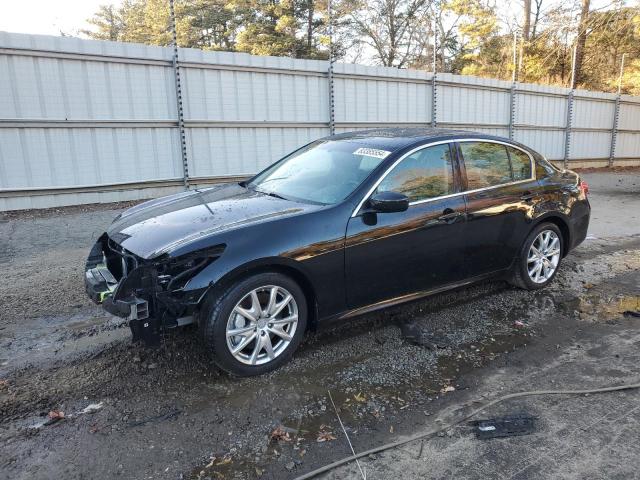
[226,285,298,366]
[527,230,561,284]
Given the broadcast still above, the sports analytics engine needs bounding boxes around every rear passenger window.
[460,142,512,189]
[377,144,454,202]
[508,147,532,181]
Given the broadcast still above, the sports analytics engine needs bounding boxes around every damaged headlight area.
[85,233,224,345]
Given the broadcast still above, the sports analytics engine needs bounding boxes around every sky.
[0,0,629,39]
[0,0,111,37]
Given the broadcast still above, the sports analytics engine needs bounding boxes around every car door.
[457,140,540,276]
[344,142,467,309]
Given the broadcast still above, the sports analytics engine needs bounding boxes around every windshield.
[248,140,391,204]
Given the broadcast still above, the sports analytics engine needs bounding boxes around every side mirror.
[368,191,409,213]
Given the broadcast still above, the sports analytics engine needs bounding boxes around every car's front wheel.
[200,272,307,376]
[511,222,563,290]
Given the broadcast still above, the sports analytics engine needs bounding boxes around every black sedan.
[85,128,590,376]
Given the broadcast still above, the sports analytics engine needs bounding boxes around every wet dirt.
[2,236,638,480]
[1,172,639,480]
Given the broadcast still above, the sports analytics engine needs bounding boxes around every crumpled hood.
[107,183,315,259]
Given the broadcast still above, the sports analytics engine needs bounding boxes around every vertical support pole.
[512,30,518,83]
[509,83,517,141]
[610,53,626,167]
[569,44,578,90]
[327,0,335,136]
[169,0,189,189]
[564,90,574,170]
[509,31,518,141]
[432,17,437,74]
[431,18,437,128]
[563,43,578,170]
[431,75,437,128]
[609,95,621,167]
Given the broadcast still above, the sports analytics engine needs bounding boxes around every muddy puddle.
[0,308,129,376]
[569,293,639,321]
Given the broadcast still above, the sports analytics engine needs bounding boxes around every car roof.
[326,128,523,153]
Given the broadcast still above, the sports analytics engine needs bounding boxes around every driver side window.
[377,143,455,202]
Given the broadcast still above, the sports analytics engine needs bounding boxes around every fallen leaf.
[270,426,292,442]
[48,410,65,420]
[440,385,456,394]
[317,430,337,442]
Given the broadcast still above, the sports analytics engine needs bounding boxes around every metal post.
[327,0,335,136]
[564,90,574,169]
[509,83,517,141]
[609,54,626,167]
[431,18,437,128]
[512,31,518,83]
[562,42,579,169]
[617,53,627,94]
[432,18,437,74]
[569,44,578,90]
[609,95,621,167]
[169,0,189,189]
[509,31,518,140]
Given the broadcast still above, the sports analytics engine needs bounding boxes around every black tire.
[510,222,563,290]
[200,272,308,376]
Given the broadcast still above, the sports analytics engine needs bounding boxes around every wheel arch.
[202,258,319,331]
[533,214,571,257]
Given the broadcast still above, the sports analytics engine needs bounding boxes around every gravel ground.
[0,170,639,480]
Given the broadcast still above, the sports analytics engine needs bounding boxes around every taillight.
[579,180,589,195]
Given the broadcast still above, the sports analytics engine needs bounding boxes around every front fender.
[175,202,350,319]
[186,254,317,293]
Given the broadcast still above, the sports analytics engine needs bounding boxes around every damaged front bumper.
[85,265,148,319]
[84,235,203,346]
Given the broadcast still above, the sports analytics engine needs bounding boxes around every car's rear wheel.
[200,272,307,376]
[511,222,563,290]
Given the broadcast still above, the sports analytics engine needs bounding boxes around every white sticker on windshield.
[353,147,392,159]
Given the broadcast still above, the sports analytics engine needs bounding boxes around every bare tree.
[345,0,432,67]
[522,0,531,40]
[531,0,543,39]
[572,0,590,87]
[519,0,532,73]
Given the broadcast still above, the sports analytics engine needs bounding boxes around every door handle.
[520,191,536,202]
[437,209,464,224]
